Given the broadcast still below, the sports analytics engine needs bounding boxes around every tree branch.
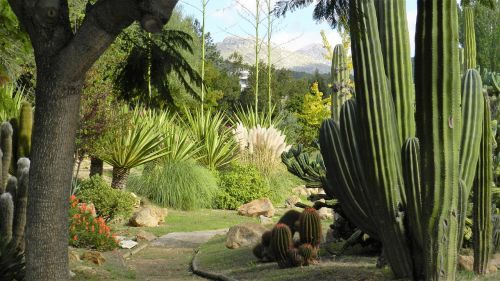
[56,0,179,81]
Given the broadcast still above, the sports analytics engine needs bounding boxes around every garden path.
[125,229,228,281]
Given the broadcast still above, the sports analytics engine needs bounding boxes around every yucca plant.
[0,84,27,123]
[232,105,285,129]
[162,122,200,163]
[97,106,169,189]
[183,108,237,170]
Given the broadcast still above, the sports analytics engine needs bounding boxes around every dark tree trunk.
[111,167,130,189]
[89,157,103,177]
[5,1,179,280]
[25,71,82,280]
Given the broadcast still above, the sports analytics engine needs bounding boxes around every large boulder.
[129,206,168,227]
[226,223,267,249]
[238,198,275,218]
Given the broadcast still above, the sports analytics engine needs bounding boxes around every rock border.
[191,248,239,281]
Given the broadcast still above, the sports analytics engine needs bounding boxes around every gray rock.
[226,223,267,249]
[238,198,275,218]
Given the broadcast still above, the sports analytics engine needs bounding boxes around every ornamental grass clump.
[69,195,118,251]
[127,160,217,210]
[233,123,291,174]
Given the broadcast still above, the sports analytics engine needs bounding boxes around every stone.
[318,207,334,220]
[69,250,80,262]
[259,215,273,225]
[136,230,157,242]
[81,251,106,266]
[284,196,301,208]
[129,206,168,227]
[226,223,267,249]
[292,185,308,197]
[119,240,138,249]
[458,255,473,271]
[238,198,275,218]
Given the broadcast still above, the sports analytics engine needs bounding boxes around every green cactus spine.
[18,102,32,158]
[463,7,476,70]
[298,207,322,247]
[0,192,14,243]
[472,95,492,275]
[270,223,293,266]
[331,44,349,120]
[1,122,13,190]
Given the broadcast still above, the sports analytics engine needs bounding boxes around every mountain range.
[216,37,331,74]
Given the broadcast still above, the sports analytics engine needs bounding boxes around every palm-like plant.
[97,106,169,189]
[183,108,237,170]
[115,26,202,109]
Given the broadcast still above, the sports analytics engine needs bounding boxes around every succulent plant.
[277,210,301,236]
[297,243,317,266]
[270,224,293,267]
[281,145,325,189]
[298,207,322,247]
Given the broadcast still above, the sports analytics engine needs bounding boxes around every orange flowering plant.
[69,195,118,251]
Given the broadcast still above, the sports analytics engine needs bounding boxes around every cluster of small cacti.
[0,121,30,280]
[253,208,322,268]
[281,144,325,189]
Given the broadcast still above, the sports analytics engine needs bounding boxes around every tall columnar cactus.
[270,223,293,267]
[330,44,349,120]
[1,122,13,189]
[17,101,32,159]
[472,95,492,275]
[463,7,476,70]
[319,0,470,279]
[0,192,14,243]
[298,207,322,247]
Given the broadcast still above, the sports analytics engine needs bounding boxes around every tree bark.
[111,167,130,189]
[89,157,104,177]
[25,70,82,280]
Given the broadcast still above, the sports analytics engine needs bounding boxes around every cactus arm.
[349,0,412,277]
[12,158,29,250]
[1,122,13,190]
[472,95,492,275]
[463,7,477,70]
[375,0,416,143]
[459,69,484,194]
[319,119,377,237]
[414,0,462,279]
[331,44,349,120]
[18,102,32,158]
[0,192,14,244]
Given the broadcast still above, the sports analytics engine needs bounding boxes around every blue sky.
[178,0,419,52]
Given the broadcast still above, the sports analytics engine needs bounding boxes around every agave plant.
[183,108,237,170]
[97,106,169,189]
[162,121,201,163]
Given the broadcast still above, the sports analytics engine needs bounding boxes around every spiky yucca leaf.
[232,105,285,129]
[183,108,237,170]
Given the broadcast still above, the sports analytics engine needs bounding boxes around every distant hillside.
[216,37,331,74]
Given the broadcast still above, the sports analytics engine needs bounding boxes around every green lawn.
[196,236,500,281]
[111,208,260,237]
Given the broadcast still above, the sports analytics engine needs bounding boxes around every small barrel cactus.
[298,243,318,266]
[270,223,293,267]
[287,248,304,267]
[299,207,322,247]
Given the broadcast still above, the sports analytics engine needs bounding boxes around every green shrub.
[127,160,217,210]
[77,176,135,222]
[214,163,270,210]
[69,195,118,251]
[265,166,303,204]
